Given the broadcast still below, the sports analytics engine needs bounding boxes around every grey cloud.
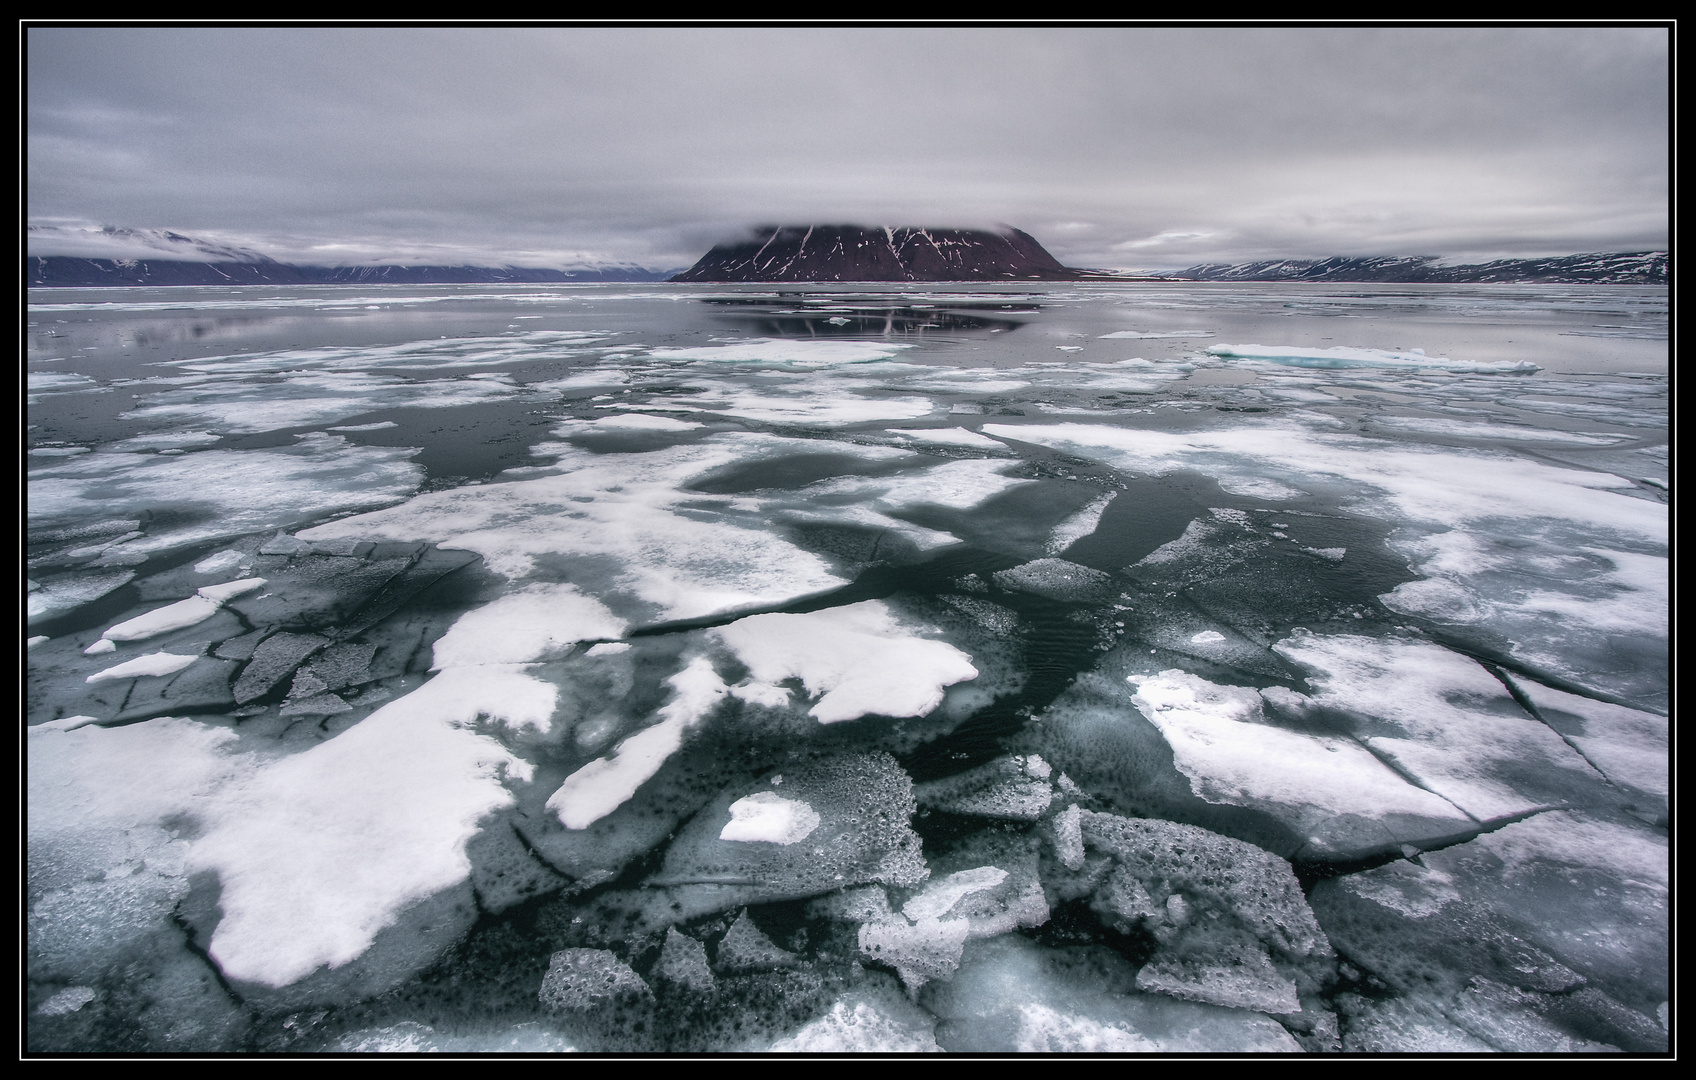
[27,26,1668,270]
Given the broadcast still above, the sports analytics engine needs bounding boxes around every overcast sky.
[26,25,1670,270]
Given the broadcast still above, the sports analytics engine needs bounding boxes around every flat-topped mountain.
[671,225,1083,282]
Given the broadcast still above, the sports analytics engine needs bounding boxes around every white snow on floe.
[633,388,935,426]
[429,584,626,669]
[300,433,850,620]
[1274,634,1606,821]
[1046,491,1116,555]
[646,338,914,367]
[712,600,978,724]
[1369,416,1626,444]
[886,426,1007,448]
[327,421,399,432]
[548,657,726,829]
[100,595,223,642]
[28,572,137,624]
[1188,631,1227,645]
[556,413,703,432]
[187,670,540,987]
[1205,343,1539,374]
[31,434,423,559]
[1504,674,1668,799]
[719,791,822,845]
[980,422,1660,538]
[121,370,533,435]
[85,651,200,683]
[903,866,1010,922]
[1127,669,1471,823]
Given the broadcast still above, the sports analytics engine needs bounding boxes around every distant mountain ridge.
[26,257,677,287]
[671,225,1081,282]
[1173,251,1667,285]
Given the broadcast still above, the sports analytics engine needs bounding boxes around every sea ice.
[711,600,978,723]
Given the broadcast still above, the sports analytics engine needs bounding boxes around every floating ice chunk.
[885,426,1005,448]
[26,571,137,624]
[913,755,1055,821]
[992,558,1114,602]
[1099,330,1213,339]
[1205,343,1539,374]
[548,657,726,829]
[30,434,423,560]
[719,791,822,845]
[584,642,631,657]
[430,584,627,669]
[653,752,928,911]
[903,867,1009,922]
[982,422,1661,540]
[1371,416,1626,444]
[1275,634,1610,821]
[86,651,199,683]
[193,550,245,575]
[196,577,266,603]
[1127,669,1473,850]
[109,430,224,452]
[712,600,977,724]
[326,421,399,432]
[1189,630,1226,645]
[716,909,801,972]
[568,413,702,432]
[187,669,537,990]
[82,638,116,655]
[644,389,936,426]
[36,986,97,1016]
[300,434,848,620]
[28,716,249,987]
[646,338,914,367]
[1504,674,1667,802]
[652,927,715,993]
[30,446,91,457]
[925,935,1300,1053]
[1045,490,1115,555]
[858,915,969,991]
[768,995,942,1053]
[30,714,102,733]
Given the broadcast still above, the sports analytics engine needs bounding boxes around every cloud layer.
[27,27,1669,270]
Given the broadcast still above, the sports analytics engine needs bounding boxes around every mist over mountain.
[671,225,1081,282]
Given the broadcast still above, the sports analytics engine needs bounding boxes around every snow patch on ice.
[712,600,977,724]
[718,791,822,845]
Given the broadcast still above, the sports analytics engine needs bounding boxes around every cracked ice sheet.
[1205,343,1539,374]
[155,330,615,375]
[300,432,856,622]
[29,434,423,559]
[120,370,537,435]
[775,458,1036,550]
[1273,634,1607,822]
[979,422,1662,541]
[1127,670,1473,853]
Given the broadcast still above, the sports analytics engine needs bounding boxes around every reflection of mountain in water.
[701,294,1040,336]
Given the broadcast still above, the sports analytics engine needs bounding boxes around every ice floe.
[1205,343,1539,374]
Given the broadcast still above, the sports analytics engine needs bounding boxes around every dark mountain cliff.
[671,225,1083,282]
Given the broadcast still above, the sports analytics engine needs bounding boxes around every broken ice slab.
[991,557,1115,602]
[1029,656,1479,862]
[715,909,804,973]
[1309,809,1667,1051]
[913,755,1055,821]
[1124,669,1479,860]
[1501,672,1668,821]
[232,632,330,704]
[922,934,1301,1052]
[1274,634,1615,821]
[26,571,136,626]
